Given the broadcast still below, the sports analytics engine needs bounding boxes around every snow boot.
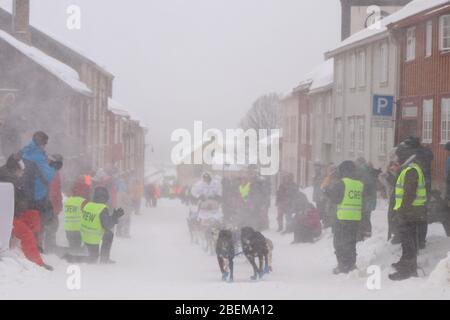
[388,270,418,281]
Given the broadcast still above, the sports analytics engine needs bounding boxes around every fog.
[0,0,340,164]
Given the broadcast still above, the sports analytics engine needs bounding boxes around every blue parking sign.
[373,95,394,117]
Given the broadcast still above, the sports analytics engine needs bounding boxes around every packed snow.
[1,188,450,300]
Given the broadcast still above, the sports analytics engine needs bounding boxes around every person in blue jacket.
[20,132,56,226]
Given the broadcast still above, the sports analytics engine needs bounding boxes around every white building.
[325,17,401,170]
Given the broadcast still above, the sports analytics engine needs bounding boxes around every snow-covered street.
[1,195,450,300]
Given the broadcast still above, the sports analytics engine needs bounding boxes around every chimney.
[12,0,30,43]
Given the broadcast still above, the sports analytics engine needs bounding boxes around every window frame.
[349,52,356,89]
[378,127,388,156]
[440,15,450,51]
[356,117,365,154]
[406,27,416,61]
[426,20,433,57]
[441,98,450,143]
[422,99,433,144]
[348,117,356,153]
[357,50,366,88]
[380,42,389,84]
[335,118,343,153]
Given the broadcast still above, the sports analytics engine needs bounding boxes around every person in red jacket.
[13,197,53,270]
[293,198,322,244]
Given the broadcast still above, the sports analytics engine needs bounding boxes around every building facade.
[326,26,398,170]
[0,0,147,185]
[390,1,450,186]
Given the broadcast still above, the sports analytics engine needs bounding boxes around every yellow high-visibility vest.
[394,163,427,211]
[63,196,85,232]
[337,178,364,221]
[239,183,251,201]
[80,202,107,245]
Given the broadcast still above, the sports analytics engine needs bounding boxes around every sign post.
[372,95,394,128]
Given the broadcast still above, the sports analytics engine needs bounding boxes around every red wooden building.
[389,1,450,186]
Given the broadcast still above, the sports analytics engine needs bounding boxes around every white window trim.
[440,15,450,51]
[357,50,366,88]
[441,98,450,143]
[406,27,416,61]
[422,99,433,144]
[349,117,355,153]
[335,118,343,153]
[356,117,365,154]
[350,53,356,89]
[380,42,389,84]
[301,114,307,144]
[426,20,433,57]
[378,127,388,156]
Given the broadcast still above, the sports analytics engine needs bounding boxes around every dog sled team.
[186,172,274,282]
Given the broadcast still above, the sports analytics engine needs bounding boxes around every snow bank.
[427,253,450,287]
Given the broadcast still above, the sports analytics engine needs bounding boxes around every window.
[301,114,307,144]
[441,98,450,143]
[426,20,433,57]
[357,50,366,87]
[300,157,307,187]
[440,15,450,51]
[350,53,356,89]
[335,118,343,153]
[348,117,356,153]
[356,117,365,154]
[290,116,297,143]
[380,42,389,83]
[422,99,433,143]
[378,127,388,156]
[309,115,313,145]
[337,59,344,94]
[406,27,416,61]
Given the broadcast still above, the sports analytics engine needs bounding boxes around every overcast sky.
[1,0,341,164]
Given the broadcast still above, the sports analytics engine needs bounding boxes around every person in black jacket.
[324,161,366,274]
[403,136,433,249]
[389,145,427,281]
[276,173,298,233]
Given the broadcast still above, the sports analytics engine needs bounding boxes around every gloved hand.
[113,208,125,220]
[42,263,54,271]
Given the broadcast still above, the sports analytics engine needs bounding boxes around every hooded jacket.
[20,140,56,201]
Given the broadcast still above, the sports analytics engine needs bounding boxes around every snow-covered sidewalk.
[1,198,450,299]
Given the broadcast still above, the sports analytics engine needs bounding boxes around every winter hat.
[49,154,64,170]
[32,131,49,146]
[93,186,109,203]
[338,161,356,178]
[395,143,415,164]
[403,136,421,149]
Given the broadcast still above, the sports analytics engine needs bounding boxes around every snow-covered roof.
[0,30,91,95]
[108,98,130,118]
[326,0,450,56]
[309,59,334,93]
[294,59,334,94]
